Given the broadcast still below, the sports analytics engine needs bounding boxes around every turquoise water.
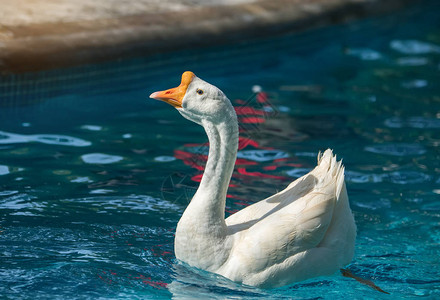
[1,1,440,299]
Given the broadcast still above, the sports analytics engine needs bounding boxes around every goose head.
[150,71,236,126]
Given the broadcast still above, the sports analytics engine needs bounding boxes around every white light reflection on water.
[401,79,428,89]
[80,125,103,131]
[70,176,93,183]
[81,153,123,164]
[364,143,426,156]
[89,189,115,194]
[0,190,18,196]
[0,165,10,175]
[390,39,440,54]
[0,193,41,211]
[237,149,289,162]
[154,156,176,162]
[345,48,383,60]
[0,131,91,147]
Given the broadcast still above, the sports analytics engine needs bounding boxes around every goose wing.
[226,149,343,229]
[241,180,337,265]
[226,172,316,229]
[226,150,346,269]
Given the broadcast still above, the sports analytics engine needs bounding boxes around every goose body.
[150,72,356,288]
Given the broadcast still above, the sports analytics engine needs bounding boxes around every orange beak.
[150,71,195,108]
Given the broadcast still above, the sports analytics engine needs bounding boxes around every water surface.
[1,1,440,299]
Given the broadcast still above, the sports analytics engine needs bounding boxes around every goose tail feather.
[317,149,346,199]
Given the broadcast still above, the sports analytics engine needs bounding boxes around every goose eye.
[196,89,204,95]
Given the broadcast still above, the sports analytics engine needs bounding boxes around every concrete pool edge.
[0,0,419,74]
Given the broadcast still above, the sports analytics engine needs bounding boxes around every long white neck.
[175,109,238,270]
[194,115,239,222]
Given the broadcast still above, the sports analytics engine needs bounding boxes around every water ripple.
[285,168,312,178]
[390,40,440,54]
[0,190,18,196]
[345,171,384,183]
[0,131,91,147]
[237,150,288,162]
[154,156,176,162]
[81,153,123,164]
[389,171,431,184]
[0,193,41,210]
[89,189,115,194]
[364,143,426,156]
[384,116,440,128]
[0,165,10,175]
[422,202,440,211]
[345,48,383,60]
[396,56,429,66]
[70,176,93,183]
[345,170,431,184]
[401,79,428,89]
[63,194,180,213]
[354,198,391,210]
[80,125,102,131]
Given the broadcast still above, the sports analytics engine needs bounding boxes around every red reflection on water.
[235,107,266,116]
[168,90,304,211]
[236,167,288,180]
[134,274,168,289]
[263,165,278,171]
[191,174,202,182]
[257,92,269,103]
[238,136,273,150]
[150,244,174,258]
[239,117,266,124]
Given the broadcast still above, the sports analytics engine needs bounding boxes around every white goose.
[150,71,356,288]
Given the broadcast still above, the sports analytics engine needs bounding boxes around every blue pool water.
[1,1,440,299]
